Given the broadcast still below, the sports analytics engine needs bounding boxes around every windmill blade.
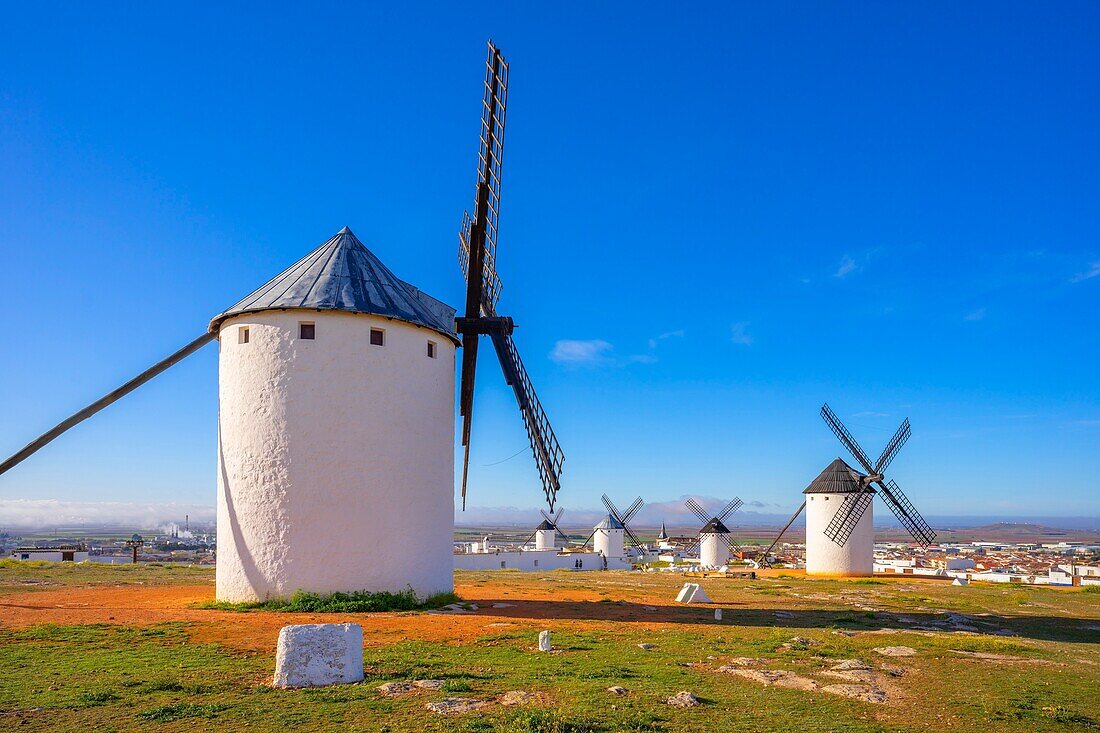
[877,479,936,547]
[521,529,538,547]
[760,501,807,564]
[602,494,622,520]
[457,335,479,509]
[456,41,508,316]
[820,403,875,474]
[580,528,597,548]
[621,496,644,524]
[725,535,744,554]
[0,333,215,479]
[684,497,710,523]
[488,331,564,509]
[685,540,701,557]
[716,497,743,521]
[623,524,643,548]
[823,491,874,546]
[874,418,911,475]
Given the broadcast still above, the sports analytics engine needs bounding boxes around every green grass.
[197,588,460,613]
[1,565,1098,732]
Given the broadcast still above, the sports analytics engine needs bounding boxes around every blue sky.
[1,3,1098,525]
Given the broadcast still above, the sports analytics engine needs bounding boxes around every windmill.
[0,40,564,603]
[524,508,570,551]
[583,495,644,559]
[759,405,933,573]
[683,497,743,567]
[456,40,564,512]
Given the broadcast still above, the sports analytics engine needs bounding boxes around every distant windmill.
[524,508,570,550]
[583,495,644,559]
[684,497,743,567]
[0,40,565,603]
[761,404,934,575]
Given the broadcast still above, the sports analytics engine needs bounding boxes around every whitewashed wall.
[216,310,456,602]
[453,550,632,572]
[805,493,874,576]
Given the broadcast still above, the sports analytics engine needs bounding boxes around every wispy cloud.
[730,322,754,345]
[834,255,857,278]
[1070,261,1100,283]
[853,411,890,418]
[549,339,614,365]
[964,307,986,321]
[0,499,214,529]
[647,330,685,350]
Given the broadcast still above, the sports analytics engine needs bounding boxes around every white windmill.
[524,508,569,551]
[583,495,644,560]
[0,41,565,603]
[684,497,743,568]
[760,404,934,576]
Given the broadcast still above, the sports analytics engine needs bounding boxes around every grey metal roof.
[803,458,874,494]
[210,227,458,342]
[594,514,625,530]
[700,517,731,534]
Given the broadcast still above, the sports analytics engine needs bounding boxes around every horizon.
[1,5,1098,518]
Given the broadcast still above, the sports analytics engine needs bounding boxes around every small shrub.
[442,679,472,693]
[1083,585,1100,594]
[199,588,459,613]
[77,690,119,707]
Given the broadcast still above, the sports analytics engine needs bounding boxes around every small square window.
[300,323,315,340]
[238,327,250,344]
[370,328,384,346]
[427,341,437,358]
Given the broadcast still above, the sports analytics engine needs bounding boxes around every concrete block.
[538,630,552,652]
[273,623,364,688]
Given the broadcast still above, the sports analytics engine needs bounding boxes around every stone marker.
[666,690,701,707]
[714,608,723,621]
[675,583,713,604]
[538,630,552,652]
[273,623,363,688]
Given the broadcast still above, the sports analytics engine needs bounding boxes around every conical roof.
[700,517,731,534]
[535,519,555,530]
[803,458,873,494]
[210,227,458,342]
[657,523,668,540]
[594,513,625,530]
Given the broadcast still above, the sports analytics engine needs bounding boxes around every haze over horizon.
[1,5,1098,518]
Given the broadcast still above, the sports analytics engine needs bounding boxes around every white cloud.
[965,307,986,321]
[834,255,857,278]
[549,339,614,365]
[730,322,754,345]
[647,329,685,350]
[0,499,215,529]
[1070,261,1100,283]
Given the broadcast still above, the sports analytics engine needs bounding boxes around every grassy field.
[0,562,1097,732]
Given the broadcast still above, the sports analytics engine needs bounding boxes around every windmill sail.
[824,490,874,545]
[878,479,935,546]
[0,333,215,478]
[455,40,564,511]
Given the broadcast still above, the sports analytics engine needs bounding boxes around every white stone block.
[538,630,552,652]
[714,608,723,620]
[273,623,364,688]
[675,582,713,604]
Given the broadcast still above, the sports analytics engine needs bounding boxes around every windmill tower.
[804,404,935,577]
[210,227,461,601]
[0,41,564,603]
[585,495,643,559]
[526,508,568,551]
[684,497,743,567]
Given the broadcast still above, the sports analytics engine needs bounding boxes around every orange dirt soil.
[0,575,727,651]
[0,569,953,653]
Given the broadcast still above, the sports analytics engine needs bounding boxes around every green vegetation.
[0,564,1097,732]
[198,588,459,613]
